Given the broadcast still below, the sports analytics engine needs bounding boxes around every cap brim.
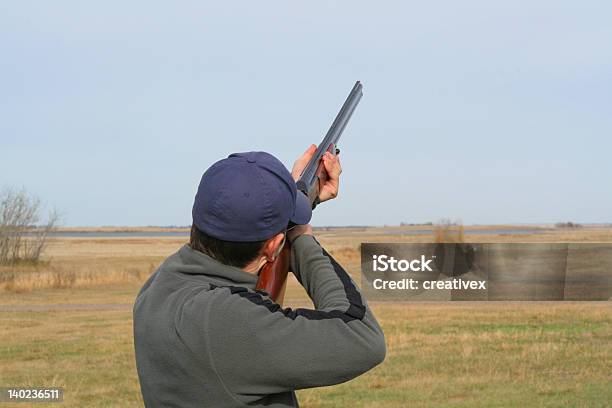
[291,191,312,225]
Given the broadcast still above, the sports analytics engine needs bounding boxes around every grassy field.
[0,226,611,407]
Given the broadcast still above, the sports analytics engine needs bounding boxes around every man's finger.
[292,144,318,180]
[294,144,316,168]
[304,144,317,156]
[322,153,341,177]
[302,144,317,161]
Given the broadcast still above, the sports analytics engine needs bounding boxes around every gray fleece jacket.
[133,234,386,407]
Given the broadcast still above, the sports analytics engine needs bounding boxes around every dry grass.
[0,237,175,292]
[0,260,156,293]
[0,302,609,407]
[0,227,611,407]
[0,309,143,407]
[4,226,611,294]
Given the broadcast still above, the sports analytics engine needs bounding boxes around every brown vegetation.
[1,225,612,294]
[0,188,58,264]
[434,219,465,243]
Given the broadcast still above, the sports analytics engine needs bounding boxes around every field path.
[0,299,319,312]
[0,303,133,312]
[1,300,609,313]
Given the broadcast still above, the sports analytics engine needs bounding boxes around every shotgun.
[255,81,363,304]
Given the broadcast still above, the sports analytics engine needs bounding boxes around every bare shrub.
[0,188,59,264]
[434,218,464,243]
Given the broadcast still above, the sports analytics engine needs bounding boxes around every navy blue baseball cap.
[192,151,312,242]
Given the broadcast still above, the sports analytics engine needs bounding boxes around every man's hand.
[287,224,313,243]
[318,151,341,202]
[291,145,342,203]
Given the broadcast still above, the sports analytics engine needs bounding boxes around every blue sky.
[1,1,610,226]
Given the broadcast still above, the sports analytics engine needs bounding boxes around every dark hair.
[189,224,267,268]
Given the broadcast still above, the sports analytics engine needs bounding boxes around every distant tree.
[0,188,59,264]
[400,221,434,227]
[554,221,583,229]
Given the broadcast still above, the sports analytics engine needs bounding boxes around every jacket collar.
[176,244,258,286]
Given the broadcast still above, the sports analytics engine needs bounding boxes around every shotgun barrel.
[296,81,363,206]
[256,81,363,303]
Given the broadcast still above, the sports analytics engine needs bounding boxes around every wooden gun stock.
[255,241,291,304]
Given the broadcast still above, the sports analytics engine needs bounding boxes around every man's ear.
[263,232,285,262]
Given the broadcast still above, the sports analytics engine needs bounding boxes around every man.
[133,146,386,407]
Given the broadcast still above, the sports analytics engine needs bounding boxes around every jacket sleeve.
[205,234,386,396]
